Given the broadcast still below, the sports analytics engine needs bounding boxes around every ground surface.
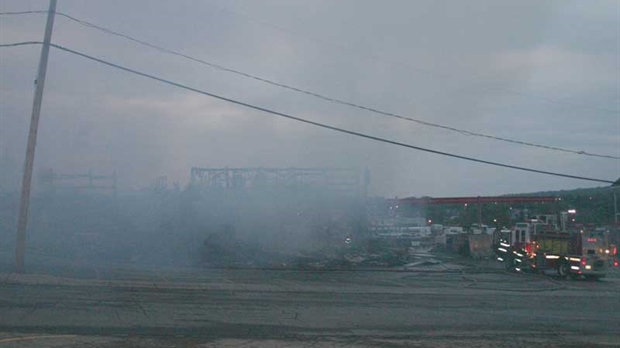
[0,258,619,347]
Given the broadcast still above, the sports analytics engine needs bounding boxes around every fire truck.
[496,215,618,279]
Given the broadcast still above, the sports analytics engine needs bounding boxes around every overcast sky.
[0,0,618,197]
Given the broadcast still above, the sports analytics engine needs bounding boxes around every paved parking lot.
[1,264,619,347]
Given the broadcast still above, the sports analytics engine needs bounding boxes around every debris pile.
[200,224,444,269]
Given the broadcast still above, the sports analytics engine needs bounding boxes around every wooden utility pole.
[15,0,57,273]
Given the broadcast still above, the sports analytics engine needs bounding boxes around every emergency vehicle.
[496,217,618,279]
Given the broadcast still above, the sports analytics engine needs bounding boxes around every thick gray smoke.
[0,175,366,273]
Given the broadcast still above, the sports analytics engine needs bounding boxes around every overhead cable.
[38,43,617,184]
[45,13,620,160]
[209,3,620,115]
[0,10,47,15]
[1,10,618,160]
[0,41,42,48]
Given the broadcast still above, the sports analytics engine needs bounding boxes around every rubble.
[200,224,414,269]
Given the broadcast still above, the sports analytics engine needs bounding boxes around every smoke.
[0,172,367,273]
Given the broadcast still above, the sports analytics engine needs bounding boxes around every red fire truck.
[496,220,618,279]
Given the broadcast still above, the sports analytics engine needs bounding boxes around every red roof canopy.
[388,196,557,205]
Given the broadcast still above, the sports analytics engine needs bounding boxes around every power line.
[0,10,47,15]
[209,3,620,115]
[13,42,611,184]
[47,13,620,160]
[1,11,618,160]
[0,41,42,48]
[2,40,617,183]
[8,9,620,118]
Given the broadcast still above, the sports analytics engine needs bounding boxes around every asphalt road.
[0,266,619,347]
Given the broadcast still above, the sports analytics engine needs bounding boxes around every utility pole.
[614,189,618,224]
[477,196,482,228]
[15,0,57,273]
